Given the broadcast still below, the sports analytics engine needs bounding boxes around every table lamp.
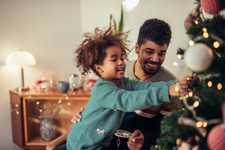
[6,50,36,91]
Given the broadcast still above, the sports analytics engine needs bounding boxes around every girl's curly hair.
[76,26,129,76]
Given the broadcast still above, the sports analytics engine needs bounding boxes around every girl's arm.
[94,76,191,112]
[94,80,171,112]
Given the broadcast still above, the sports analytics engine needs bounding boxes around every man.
[109,18,180,150]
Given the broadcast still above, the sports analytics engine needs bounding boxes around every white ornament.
[184,43,213,72]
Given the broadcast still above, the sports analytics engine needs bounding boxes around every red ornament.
[207,124,225,150]
[200,0,222,15]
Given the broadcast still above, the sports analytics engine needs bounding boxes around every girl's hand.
[127,130,144,150]
[71,107,85,123]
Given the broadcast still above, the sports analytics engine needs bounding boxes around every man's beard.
[142,61,161,76]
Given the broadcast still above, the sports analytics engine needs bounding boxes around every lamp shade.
[6,50,36,66]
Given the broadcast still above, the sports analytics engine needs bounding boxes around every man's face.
[136,40,168,76]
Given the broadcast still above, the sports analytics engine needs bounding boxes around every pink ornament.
[207,124,225,150]
[200,0,222,15]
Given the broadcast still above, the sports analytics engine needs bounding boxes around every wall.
[0,0,81,149]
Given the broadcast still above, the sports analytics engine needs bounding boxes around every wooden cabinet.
[10,90,89,150]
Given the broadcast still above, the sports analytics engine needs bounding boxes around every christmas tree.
[156,0,225,149]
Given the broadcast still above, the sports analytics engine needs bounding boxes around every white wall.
[0,0,81,149]
[80,0,122,34]
[0,0,195,149]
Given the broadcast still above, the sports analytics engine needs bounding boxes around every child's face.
[95,46,126,80]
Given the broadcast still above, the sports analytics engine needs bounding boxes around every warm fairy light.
[67,102,71,106]
[15,104,19,108]
[203,32,209,38]
[177,54,183,60]
[16,111,20,115]
[217,83,223,90]
[188,91,193,97]
[173,61,178,67]
[36,101,40,105]
[213,41,220,48]
[194,20,199,25]
[175,84,180,92]
[58,99,62,104]
[39,109,43,113]
[203,121,208,127]
[189,40,195,46]
[208,81,213,87]
[193,101,200,108]
[65,96,69,100]
[202,27,207,32]
[196,121,203,128]
[176,138,182,145]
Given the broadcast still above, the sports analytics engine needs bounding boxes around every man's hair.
[75,26,128,76]
[137,18,172,46]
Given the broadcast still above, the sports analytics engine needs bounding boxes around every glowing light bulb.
[193,101,200,108]
[189,40,195,46]
[203,32,209,38]
[194,20,199,25]
[203,121,208,127]
[173,61,178,67]
[175,84,180,92]
[196,121,203,128]
[176,138,182,145]
[202,27,207,32]
[217,83,223,90]
[58,99,62,104]
[213,41,220,48]
[178,55,182,60]
[188,91,193,97]
[208,81,213,87]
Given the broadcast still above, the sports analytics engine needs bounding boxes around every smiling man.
[110,18,180,150]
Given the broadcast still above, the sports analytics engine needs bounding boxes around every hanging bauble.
[184,43,214,72]
[207,123,225,150]
[200,0,222,15]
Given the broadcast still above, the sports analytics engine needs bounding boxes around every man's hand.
[127,130,144,150]
[71,107,85,123]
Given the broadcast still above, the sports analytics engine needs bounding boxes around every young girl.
[67,27,191,150]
